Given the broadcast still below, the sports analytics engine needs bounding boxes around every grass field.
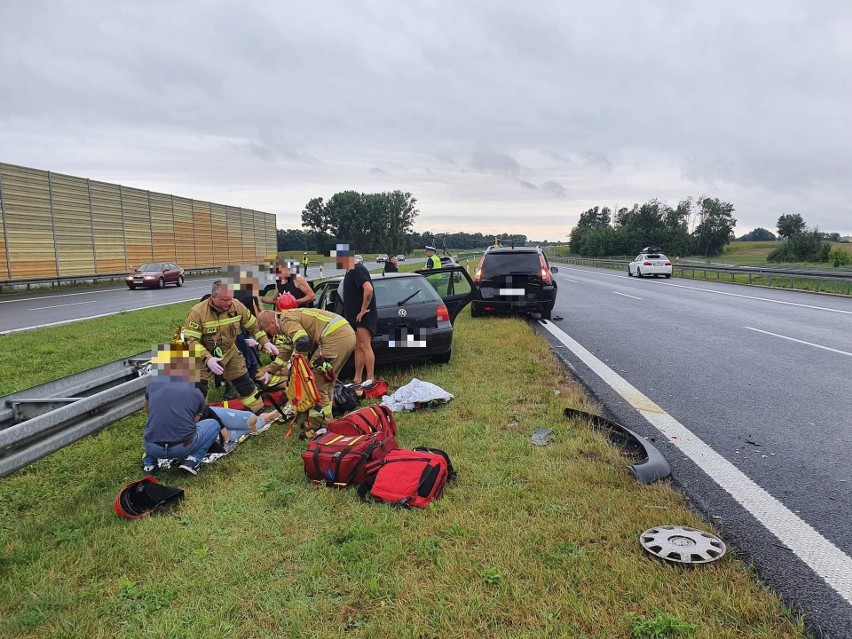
[0,305,806,638]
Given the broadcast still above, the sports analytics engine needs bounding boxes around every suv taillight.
[436,303,450,323]
[473,256,485,283]
[539,254,552,284]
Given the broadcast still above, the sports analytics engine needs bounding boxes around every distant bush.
[828,246,851,267]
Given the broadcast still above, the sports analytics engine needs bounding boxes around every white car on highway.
[628,251,672,278]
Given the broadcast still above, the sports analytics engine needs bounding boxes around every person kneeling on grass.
[143,345,232,477]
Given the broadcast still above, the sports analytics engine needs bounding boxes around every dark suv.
[471,247,558,319]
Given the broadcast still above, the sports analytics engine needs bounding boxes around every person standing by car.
[384,254,399,273]
[262,259,316,309]
[425,245,441,269]
[341,253,377,386]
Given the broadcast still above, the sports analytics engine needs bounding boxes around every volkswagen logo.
[398,308,407,318]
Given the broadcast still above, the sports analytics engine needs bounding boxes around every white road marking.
[613,291,642,300]
[560,278,579,283]
[746,327,852,358]
[540,319,852,605]
[0,284,211,304]
[29,300,97,311]
[560,265,852,315]
[0,297,200,336]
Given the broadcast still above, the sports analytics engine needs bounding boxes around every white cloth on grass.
[381,378,454,412]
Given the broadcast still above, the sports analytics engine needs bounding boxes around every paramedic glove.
[245,338,259,348]
[206,357,224,376]
[263,341,279,356]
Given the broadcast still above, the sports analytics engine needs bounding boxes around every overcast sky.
[1,0,850,241]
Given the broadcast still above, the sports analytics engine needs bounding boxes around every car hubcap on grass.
[640,525,726,564]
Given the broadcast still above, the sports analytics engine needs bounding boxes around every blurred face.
[165,357,201,382]
[210,286,234,311]
[339,255,356,270]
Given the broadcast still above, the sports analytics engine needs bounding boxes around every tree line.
[568,197,737,258]
[278,190,532,253]
[768,214,849,266]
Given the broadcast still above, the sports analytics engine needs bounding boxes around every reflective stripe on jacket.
[184,298,267,361]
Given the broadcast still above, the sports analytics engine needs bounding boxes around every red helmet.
[276,292,298,311]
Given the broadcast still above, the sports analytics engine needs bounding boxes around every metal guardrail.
[557,257,852,295]
[0,352,153,477]
[0,267,223,293]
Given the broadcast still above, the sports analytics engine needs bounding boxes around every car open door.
[416,266,474,323]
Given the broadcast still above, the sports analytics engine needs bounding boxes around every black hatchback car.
[471,247,558,319]
[312,266,474,365]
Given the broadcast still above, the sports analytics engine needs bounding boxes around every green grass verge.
[0,310,805,638]
[0,302,195,396]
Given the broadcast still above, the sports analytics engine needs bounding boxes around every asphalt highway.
[0,259,428,335]
[538,264,852,638]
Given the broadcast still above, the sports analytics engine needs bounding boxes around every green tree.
[692,197,736,257]
[776,214,806,239]
[738,227,776,241]
[828,246,851,267]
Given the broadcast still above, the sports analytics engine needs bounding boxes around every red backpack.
[302,431,398,488]
[326,404,398,438]
[357,448,454,508]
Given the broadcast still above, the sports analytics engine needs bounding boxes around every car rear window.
[372,276,441,308]
[482,252,541,277]
[137,263,159,271]
[645,254,667,260]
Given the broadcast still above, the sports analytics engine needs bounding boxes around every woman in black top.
[384,255,399,273]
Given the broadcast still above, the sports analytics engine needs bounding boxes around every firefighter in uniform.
[184,280,279,414]
[256,304,356,428]
[425,245,441,269]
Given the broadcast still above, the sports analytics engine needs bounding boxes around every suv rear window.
[482,252,541,277]
[372,276,441,308]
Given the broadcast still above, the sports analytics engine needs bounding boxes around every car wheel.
[432,349,452,364]
[636,268,643,278]
[665,274,671,279]
[177,275,184,287]
[540,306,552,320]
[470,304,482,318]
[158,277,165,289]
[127,284,136,290]
[627,266,633,277]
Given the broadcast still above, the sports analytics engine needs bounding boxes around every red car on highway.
[126,262,185,289]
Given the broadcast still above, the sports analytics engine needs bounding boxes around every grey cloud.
[541,181,568,198]
[518,180,538,190]
[369,167,387,175]
[470,149,522,177]
[2,0,852,237]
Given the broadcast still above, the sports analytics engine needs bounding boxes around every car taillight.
[539,255,552,284]
[664,261,671,266]
[473,256,485,283]
[436,303,450,323]
[643,261,652,266]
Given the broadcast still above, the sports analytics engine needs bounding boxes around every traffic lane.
[538,321,852,639]
[0,260,427,333]
[0,280,217,334]
[545,277,852,638]
[551,269,852,549]
[555,263,852,316]
[553,265,852,349]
